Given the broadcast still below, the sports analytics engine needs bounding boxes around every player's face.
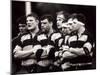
[67,18,80,32]
[57,14,65,29]
[18,23,26,33]
[61,22,72,35]
[41,19,51,33]
[26,16,38,30]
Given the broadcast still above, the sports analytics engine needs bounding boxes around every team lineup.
[12,10,95,74]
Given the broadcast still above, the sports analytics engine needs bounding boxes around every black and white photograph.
[11,0,96,74]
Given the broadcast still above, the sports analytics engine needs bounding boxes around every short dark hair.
[68,13,86,24]
[17,16,26,24]
[40,14,54,23]
[26,12,39,20]
[56,10,70,20]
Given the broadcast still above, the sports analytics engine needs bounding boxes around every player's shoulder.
[51,31,62,42]
[37,32,47,42]
[51,31,61,37]
[20,32,31,42]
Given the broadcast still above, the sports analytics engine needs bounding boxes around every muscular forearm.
[69,47,85,56]
[62,51,78,59]
[14,45,41,59]
[69,42,92,56]
[14,49,34,59]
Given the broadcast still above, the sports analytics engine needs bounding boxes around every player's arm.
[13,45,35,59]
[69,41,92,56]
[61,49,78,59]
[69,34,92,56]
[69,47,85,56]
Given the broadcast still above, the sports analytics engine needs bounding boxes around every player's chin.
[28,27,34,30]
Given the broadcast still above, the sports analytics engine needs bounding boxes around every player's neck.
[47,28,54,37]
[78,26,85,37]
[30,26,39,34]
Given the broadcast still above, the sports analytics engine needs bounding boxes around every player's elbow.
[13,51,24,59]
[14,51,20,58]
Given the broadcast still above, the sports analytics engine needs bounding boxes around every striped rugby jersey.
[13,32,40,66]
[55,29,94,63]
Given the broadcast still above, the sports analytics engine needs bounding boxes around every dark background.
[12,1,96,41]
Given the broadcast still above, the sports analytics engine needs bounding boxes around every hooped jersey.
[55,29,94,63]
[36,32,55,59]
[13,32,40,66]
